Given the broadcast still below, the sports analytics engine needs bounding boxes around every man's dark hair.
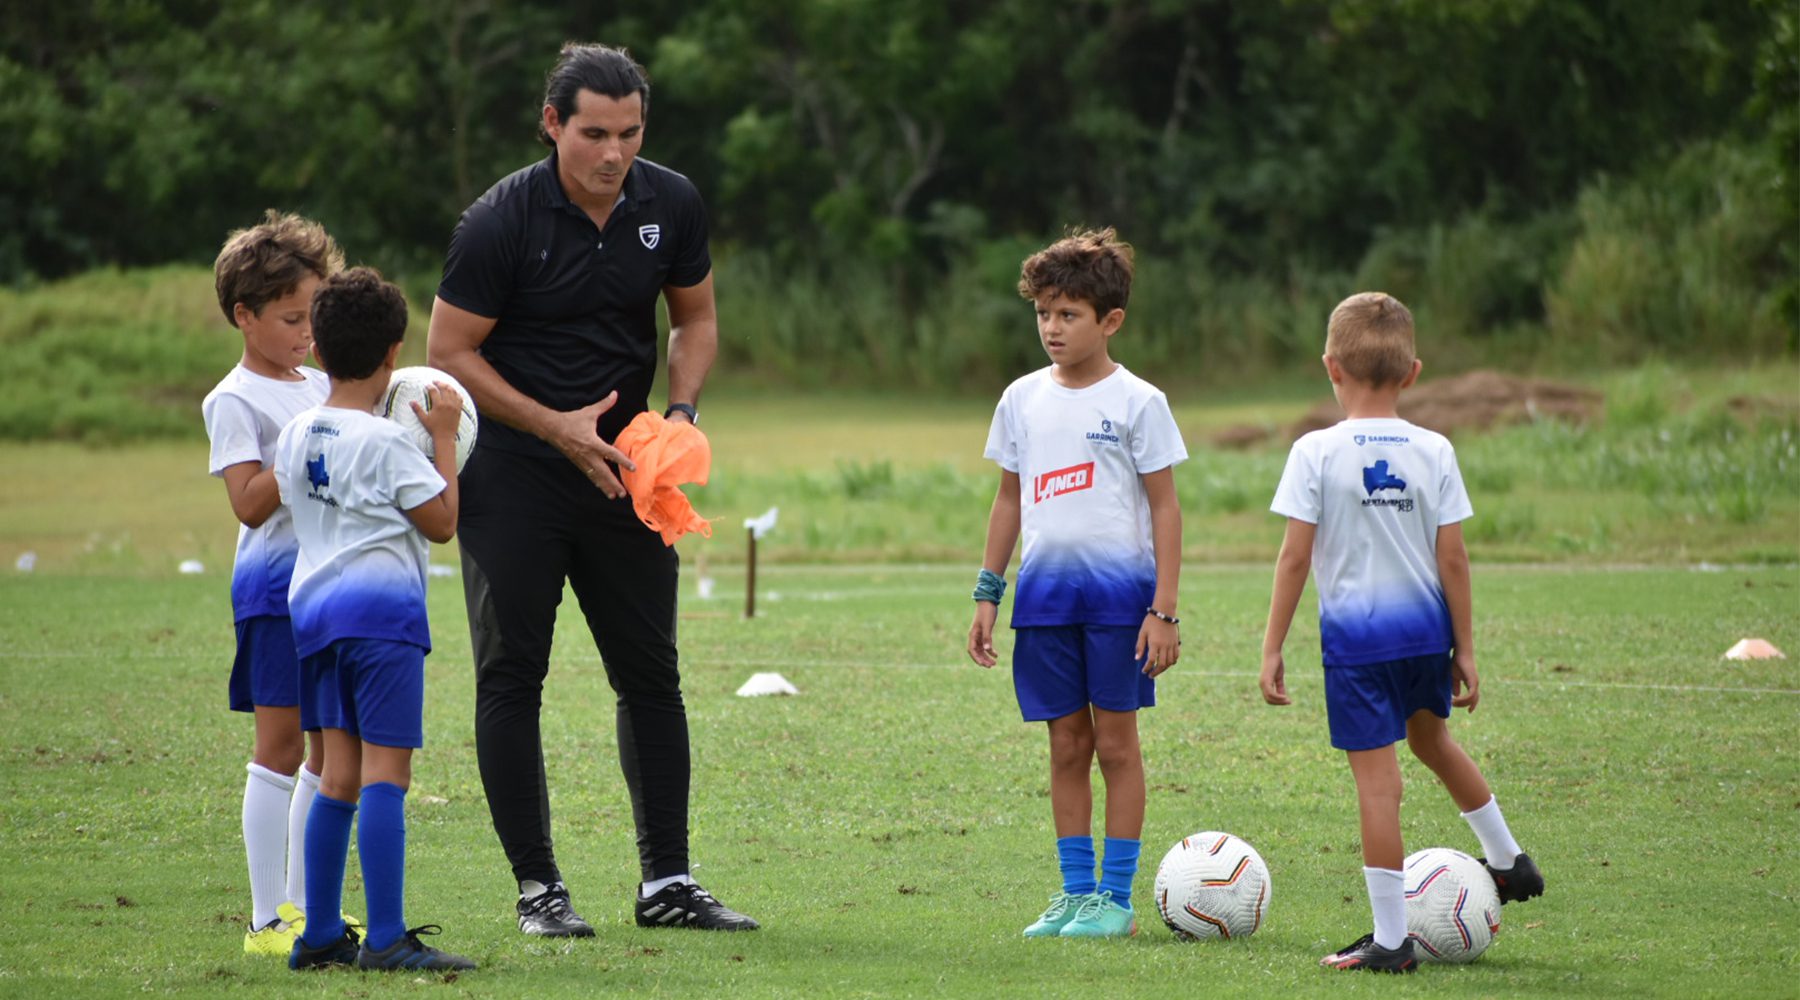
[1018,227,1135,317]
[539,42,650,147]
[310,267,408,380]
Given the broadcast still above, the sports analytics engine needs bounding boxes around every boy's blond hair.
[1018,227,1134,316]
[213,210,344,328]
[1326,292,1416,386]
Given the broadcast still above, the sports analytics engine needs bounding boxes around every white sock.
[640,873,694,898]
[1460,796,1522,869]
[285,765,320,909]
[243,762,295,928]
[1364,867,1407,950]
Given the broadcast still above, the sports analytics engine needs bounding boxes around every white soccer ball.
[377,366,478,473]
[1404,847,1501,963]
[1153,831,1272,941]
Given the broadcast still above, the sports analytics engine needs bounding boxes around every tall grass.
[0,140,1788,443]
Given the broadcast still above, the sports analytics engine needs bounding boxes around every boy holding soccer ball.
[202,211,346,955]
[274,268,475,972]
[968,229,1187,939]
[1258,292,1543,974]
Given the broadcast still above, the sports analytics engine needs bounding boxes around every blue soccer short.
[228,615,302,713]
[1324,651,1453,751]
[301,638,426,748]
[1011,624,1156,722]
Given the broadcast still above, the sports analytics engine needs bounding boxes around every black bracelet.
[1146,607,1180,625]
[665,402,698,424]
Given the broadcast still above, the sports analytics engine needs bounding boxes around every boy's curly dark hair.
[1018,227,1135,317]
[310,267,408,381]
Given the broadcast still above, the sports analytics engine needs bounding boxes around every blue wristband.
[972,568,1007,604]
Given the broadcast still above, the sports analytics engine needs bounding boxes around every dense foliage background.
[3,0,1794,390]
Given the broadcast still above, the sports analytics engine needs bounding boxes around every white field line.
[698,658,1800,696]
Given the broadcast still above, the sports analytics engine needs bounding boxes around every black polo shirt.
[437,152,712,456]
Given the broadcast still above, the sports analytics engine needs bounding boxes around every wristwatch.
[664,402,698,424]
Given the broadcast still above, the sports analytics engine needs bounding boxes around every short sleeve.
[436,201,515,320]
[383,434,449,512]
[1129,389,1188,474]
[204,392,264,476]
[1270,439,1321,524]
[665,181,712,288]
[1437,444,1474,525]
[982,393,1018,473]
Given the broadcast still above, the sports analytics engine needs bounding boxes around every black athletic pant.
[458,444,690,885]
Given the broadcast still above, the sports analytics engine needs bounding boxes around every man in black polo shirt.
[426,42,757,936]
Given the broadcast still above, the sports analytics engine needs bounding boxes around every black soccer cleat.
[635,881,759,930]
[1482,852,1545,904]
[1320,933,1419,974]
[289,924,361,970]
[517,883,596,938]
[355,924,477,972]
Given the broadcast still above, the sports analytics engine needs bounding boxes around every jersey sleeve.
[665,179,713,289]
[1437,442,1474,525]
[436,200,514,320]
[1270,438,1321,524]
[1129,389,1188,474]
[982,391,1018,473]
[204,391,265,476]
[381,435,450,513]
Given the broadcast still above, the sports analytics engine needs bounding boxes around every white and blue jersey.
[274,406,446,658]
[1271,417,1473,667]
[985,366,1188,627]
[202,365,330,622]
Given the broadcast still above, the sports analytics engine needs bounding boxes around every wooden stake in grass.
[746,525,757,619]
[743,507,778,620]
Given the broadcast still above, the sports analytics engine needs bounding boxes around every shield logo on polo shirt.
[638,224,661,249]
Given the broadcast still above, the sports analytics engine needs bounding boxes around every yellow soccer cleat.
[276,901,366,938]
[243,918,300,956]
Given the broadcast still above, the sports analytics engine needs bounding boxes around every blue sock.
[1056,836,1097,896]
[1099,837,1141,908]
[299,792,355,948]
[358,782,408,953]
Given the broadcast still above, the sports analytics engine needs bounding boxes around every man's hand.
[542,391,638,498]
[1451,649,1480,711]
[1259,650,1292,705]
[968,602,1000,668]
[1137,614,1180,677]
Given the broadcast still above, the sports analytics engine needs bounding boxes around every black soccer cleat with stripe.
[517,883,596,938]
[1319,933,1418,974]
[635,881,759,930]
[1481,852,1545,904]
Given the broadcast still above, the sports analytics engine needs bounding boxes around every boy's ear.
[231,301,254,329]
[1322,354,1344,384]
[382,340,404,367]
[1401,358,1422,388]
[1100,307,1125,336]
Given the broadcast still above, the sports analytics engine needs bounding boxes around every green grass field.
[1,376,1796,997]
[2,564,1796,998]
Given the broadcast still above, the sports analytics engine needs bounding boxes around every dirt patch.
[1210,370,1603,449]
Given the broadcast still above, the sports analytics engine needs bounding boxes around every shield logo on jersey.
[1353,434,1367,446]
[638,224,661,249]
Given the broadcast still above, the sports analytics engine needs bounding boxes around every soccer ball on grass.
[1152,831,1271,941]
[1404,847,1501,963]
